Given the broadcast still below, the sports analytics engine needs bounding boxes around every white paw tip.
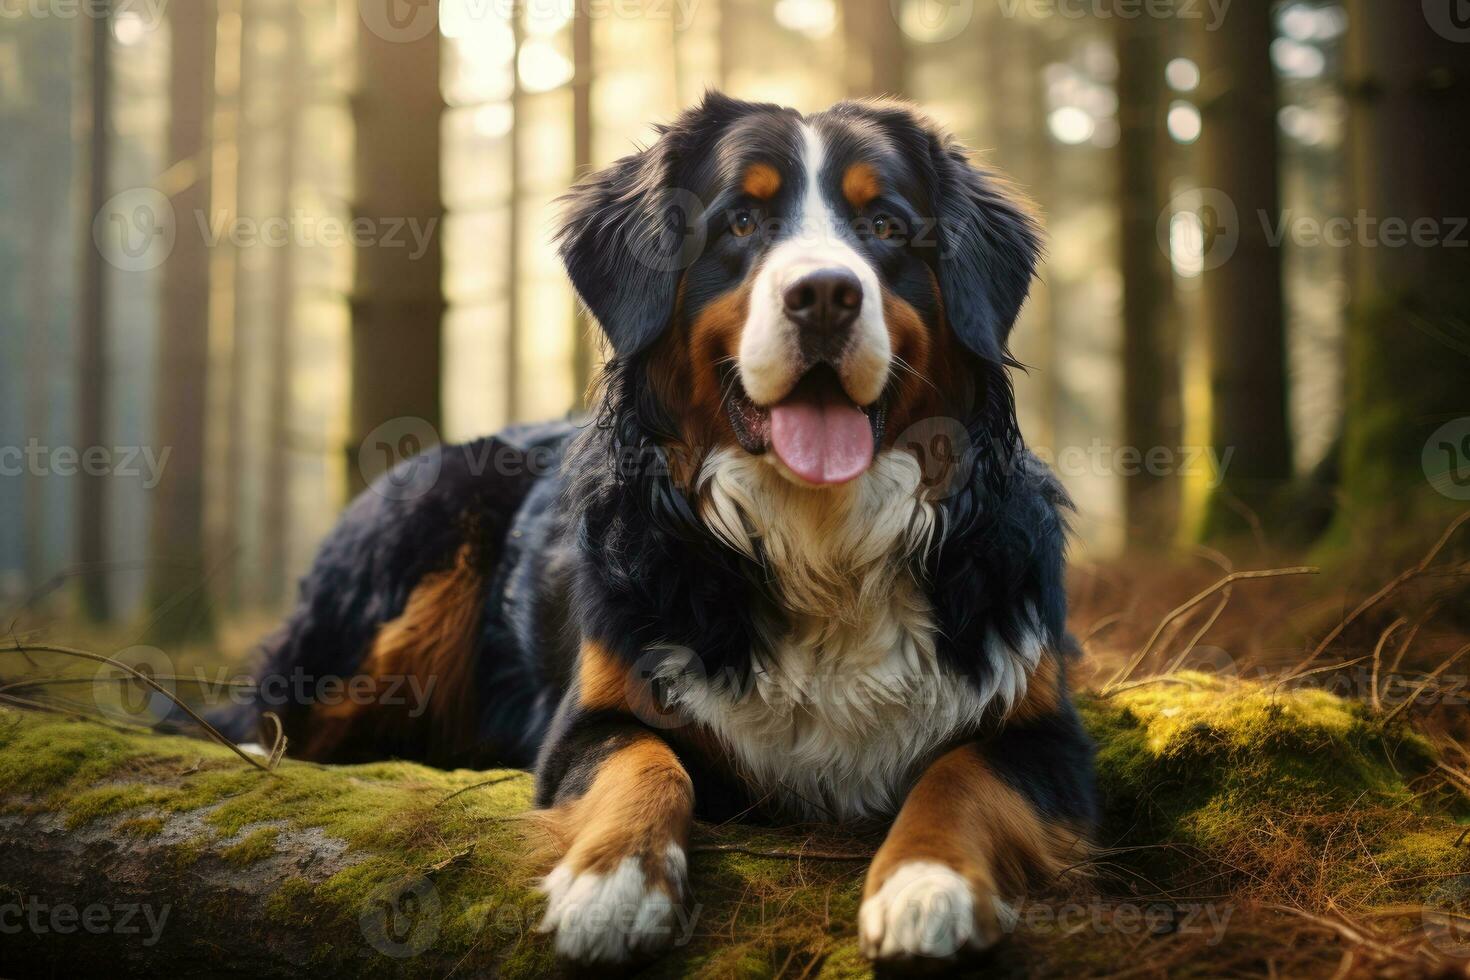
[536,845,686,963]
[859,861,1011,961]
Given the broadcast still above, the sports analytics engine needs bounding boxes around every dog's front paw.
[858,861,1016,962]
[537,844,688,963]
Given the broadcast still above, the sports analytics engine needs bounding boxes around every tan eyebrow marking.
[742,162,782,200]
[842,161,881,208]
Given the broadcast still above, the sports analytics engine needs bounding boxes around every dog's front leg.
[533,641,695,964]
[860,659,1095,963]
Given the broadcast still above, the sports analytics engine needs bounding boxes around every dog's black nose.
[783,269,862,334]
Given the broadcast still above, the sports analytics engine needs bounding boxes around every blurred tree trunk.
[24,149,53,595]
[1024,22,1060,452]
[505,8,524,424]
[717,0,735,89]
[76,3,111,620]
[1195,6,1292,538]
[148,0,218,642]
[206,0,244,609]
[261,0,302,609]
[991,14,1058,452]
[1117,15,1180,546]
[1336,2,1470,539]
[842,0,905,98]
[572,4,594,408]
[349,5,445,495]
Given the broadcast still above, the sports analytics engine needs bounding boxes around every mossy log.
[2,676,1467,978]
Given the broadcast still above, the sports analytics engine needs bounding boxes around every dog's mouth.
[724,364,887,486]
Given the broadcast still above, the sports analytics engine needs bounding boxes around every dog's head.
[558,93,1041,489]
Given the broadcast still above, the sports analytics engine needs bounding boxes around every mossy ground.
[5,670,1468,977]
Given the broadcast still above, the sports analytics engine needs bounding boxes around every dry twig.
[0,640,278,774]
[1105,567,1319,692]
[1369,618,1407,713]
[1283,512,1470,684]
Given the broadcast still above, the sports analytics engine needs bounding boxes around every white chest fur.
[666,449,1040,821]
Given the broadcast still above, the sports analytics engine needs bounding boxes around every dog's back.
[217,421,578,769]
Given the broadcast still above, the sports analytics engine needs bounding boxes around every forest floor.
[2,514,1470,978]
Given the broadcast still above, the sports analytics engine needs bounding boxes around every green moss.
[4,677,1467,978]
[1077,672,1462,904]
[814,944,870,979]
[64,783,179,828]
[220,826,282,865]
[0,714,139,796]
[264,877,318,926]
[116,815,166,837]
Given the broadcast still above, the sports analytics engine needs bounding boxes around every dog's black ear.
[556,147,684,357]
[926,133,1043,364]
[556,92,754,356]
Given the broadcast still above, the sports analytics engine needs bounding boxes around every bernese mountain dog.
[224,93,1097,965]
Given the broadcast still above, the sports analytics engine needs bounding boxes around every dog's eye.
[730,209,756,238]
[872,213,894,240]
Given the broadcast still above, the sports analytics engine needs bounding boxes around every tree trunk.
[2,676,1465,977]
[206,0,245,611]
[260,0,303,610]
[571,4,594,410]
[842,0,905,98]
[76,2,112,621]
[504,8,524,425]
[348,6,446,495]
[148,0,218,642]
[1024,22,1060,453]
[1117,15,1181,547]
[1336,1,1470,540]
[1195,5,1293,537]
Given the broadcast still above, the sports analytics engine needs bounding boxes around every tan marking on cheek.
[865,744,1089,904]
[676,284,751,455]
[883,268,979,443]
[742,162,782,200]
[879,287,932,440]
[842,162,881,209]
[883,288,930,372]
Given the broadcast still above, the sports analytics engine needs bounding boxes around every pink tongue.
[769,373,874,486]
